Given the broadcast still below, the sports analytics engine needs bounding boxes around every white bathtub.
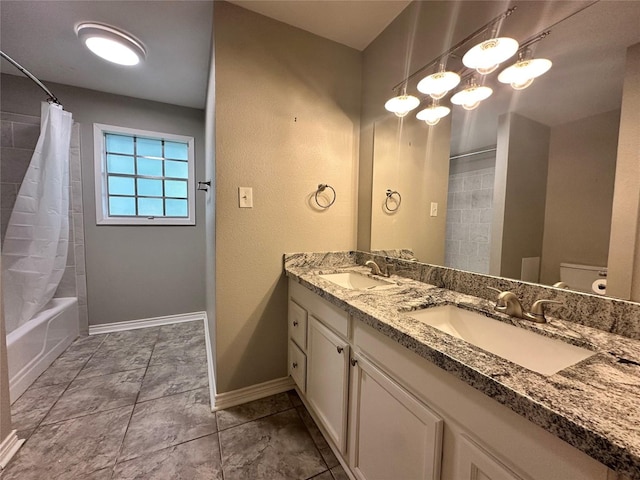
[6,297,79,403]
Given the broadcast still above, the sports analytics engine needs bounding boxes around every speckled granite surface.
[284,251,640,480]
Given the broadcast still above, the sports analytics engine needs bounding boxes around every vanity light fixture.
[384,93,421,117]
[417,64,461,100]
[75,23,146,66]
[416,103,451,126]
[462,36,519,75]
[450,78,493,110]
[498,49,552,90]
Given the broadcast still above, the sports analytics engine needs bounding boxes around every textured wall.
[492,113,550,280]
[608,43,640,301]
[540,110,619,286]
[214,2,361,393]
[1,74,206,326]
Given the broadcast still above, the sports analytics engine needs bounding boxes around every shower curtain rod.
[449,147,497,160]
[1,50,61,106]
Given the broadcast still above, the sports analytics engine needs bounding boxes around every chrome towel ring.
[385,189,401,212]
[315,184,336,209]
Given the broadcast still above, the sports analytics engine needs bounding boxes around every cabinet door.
[307,316,350,454]
[456,435,523,480]
[289,340,307,393]
[349,353,443,480]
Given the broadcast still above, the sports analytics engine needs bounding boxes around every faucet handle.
[525,299,563,323]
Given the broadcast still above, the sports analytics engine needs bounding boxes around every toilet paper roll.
[592,279,607,295]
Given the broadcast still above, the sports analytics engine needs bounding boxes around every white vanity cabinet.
[288,279,618,480]
[348,352,443,480]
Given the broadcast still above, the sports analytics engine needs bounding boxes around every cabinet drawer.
[288,300,308,350]
[289,279,349,338]
[289,340,307,393]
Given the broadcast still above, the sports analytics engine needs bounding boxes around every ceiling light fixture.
[498,49,552,90]
[417,64,461,100]
[462,36,519,75]
[416,103,451,126]
[450,78,493,110]
[384,92,420,118]
[75,23,146,66]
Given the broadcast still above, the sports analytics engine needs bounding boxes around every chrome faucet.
[524,299,563,323]
[365,260,383,276]
[487,287,563,323]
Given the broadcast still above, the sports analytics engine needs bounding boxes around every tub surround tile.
[120,387,216,462]
[1,406,132,480]
[138,361,209,402]
[216,392,293,431]
[285,251,640,479]
[11,121,40,149]
[218,409,327,480]
[112,434,223,480]
[43,369,144,424]
[11,383,68,432]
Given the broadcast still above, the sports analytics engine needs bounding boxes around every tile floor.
[3,321,349,480]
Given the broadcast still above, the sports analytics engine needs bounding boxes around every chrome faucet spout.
[365,260,383,276]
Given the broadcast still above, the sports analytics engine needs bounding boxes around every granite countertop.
[285,262,640,480]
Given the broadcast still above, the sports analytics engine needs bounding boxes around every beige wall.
[370,115,450,263]
[1,75,206,326]
[540,110,619,285]
[608,43,640,301]
[214,2,361,393]
[491,113,550,279]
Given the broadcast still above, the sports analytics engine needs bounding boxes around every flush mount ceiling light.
[451,78,493,110]
[75,23,146,66]
[384,94,421,117]
[463,37,519,75]
[416,104,451,126]
[417,65,461,100]
[498,50,552,90]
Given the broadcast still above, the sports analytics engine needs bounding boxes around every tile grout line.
[15,334,109,444]
[110,327,161,474]
[293,404,333,475]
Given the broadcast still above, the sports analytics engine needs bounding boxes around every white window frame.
[93,123,196,225]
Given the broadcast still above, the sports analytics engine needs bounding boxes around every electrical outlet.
[430,202,438,217]
[239,187,253,208]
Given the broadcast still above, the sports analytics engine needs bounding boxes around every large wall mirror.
[365,1,640,299]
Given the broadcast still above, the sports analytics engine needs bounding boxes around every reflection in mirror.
[368,1,640,298]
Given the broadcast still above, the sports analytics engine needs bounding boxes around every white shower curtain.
[2,102,74,333]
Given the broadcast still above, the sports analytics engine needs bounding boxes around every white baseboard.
[0,430,24,469]
[213,376,295,411]
[88,311,206,335]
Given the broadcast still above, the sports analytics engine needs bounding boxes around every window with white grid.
[94,124,195,225]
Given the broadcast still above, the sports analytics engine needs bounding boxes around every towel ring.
[315,184,336,209]
[385,189,401,212]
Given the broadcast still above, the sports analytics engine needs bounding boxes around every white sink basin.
[319,272,395,290]
[406,305,595,376]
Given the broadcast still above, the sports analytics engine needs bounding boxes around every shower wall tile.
[78,305,89,335]
[1,183,17,208]
[71,180,83,213]
[12,122,40,150]
[55,267,77,298]
[74,244,86,275]
[77,274,87,306]
[1,112,40,125]
[0,146,32,183]
[1,121,12,146]
[70,155,82,182]
[73,213,85,244]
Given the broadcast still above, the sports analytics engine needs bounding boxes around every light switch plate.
[430,202,438,217]
[239,187,253,208]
